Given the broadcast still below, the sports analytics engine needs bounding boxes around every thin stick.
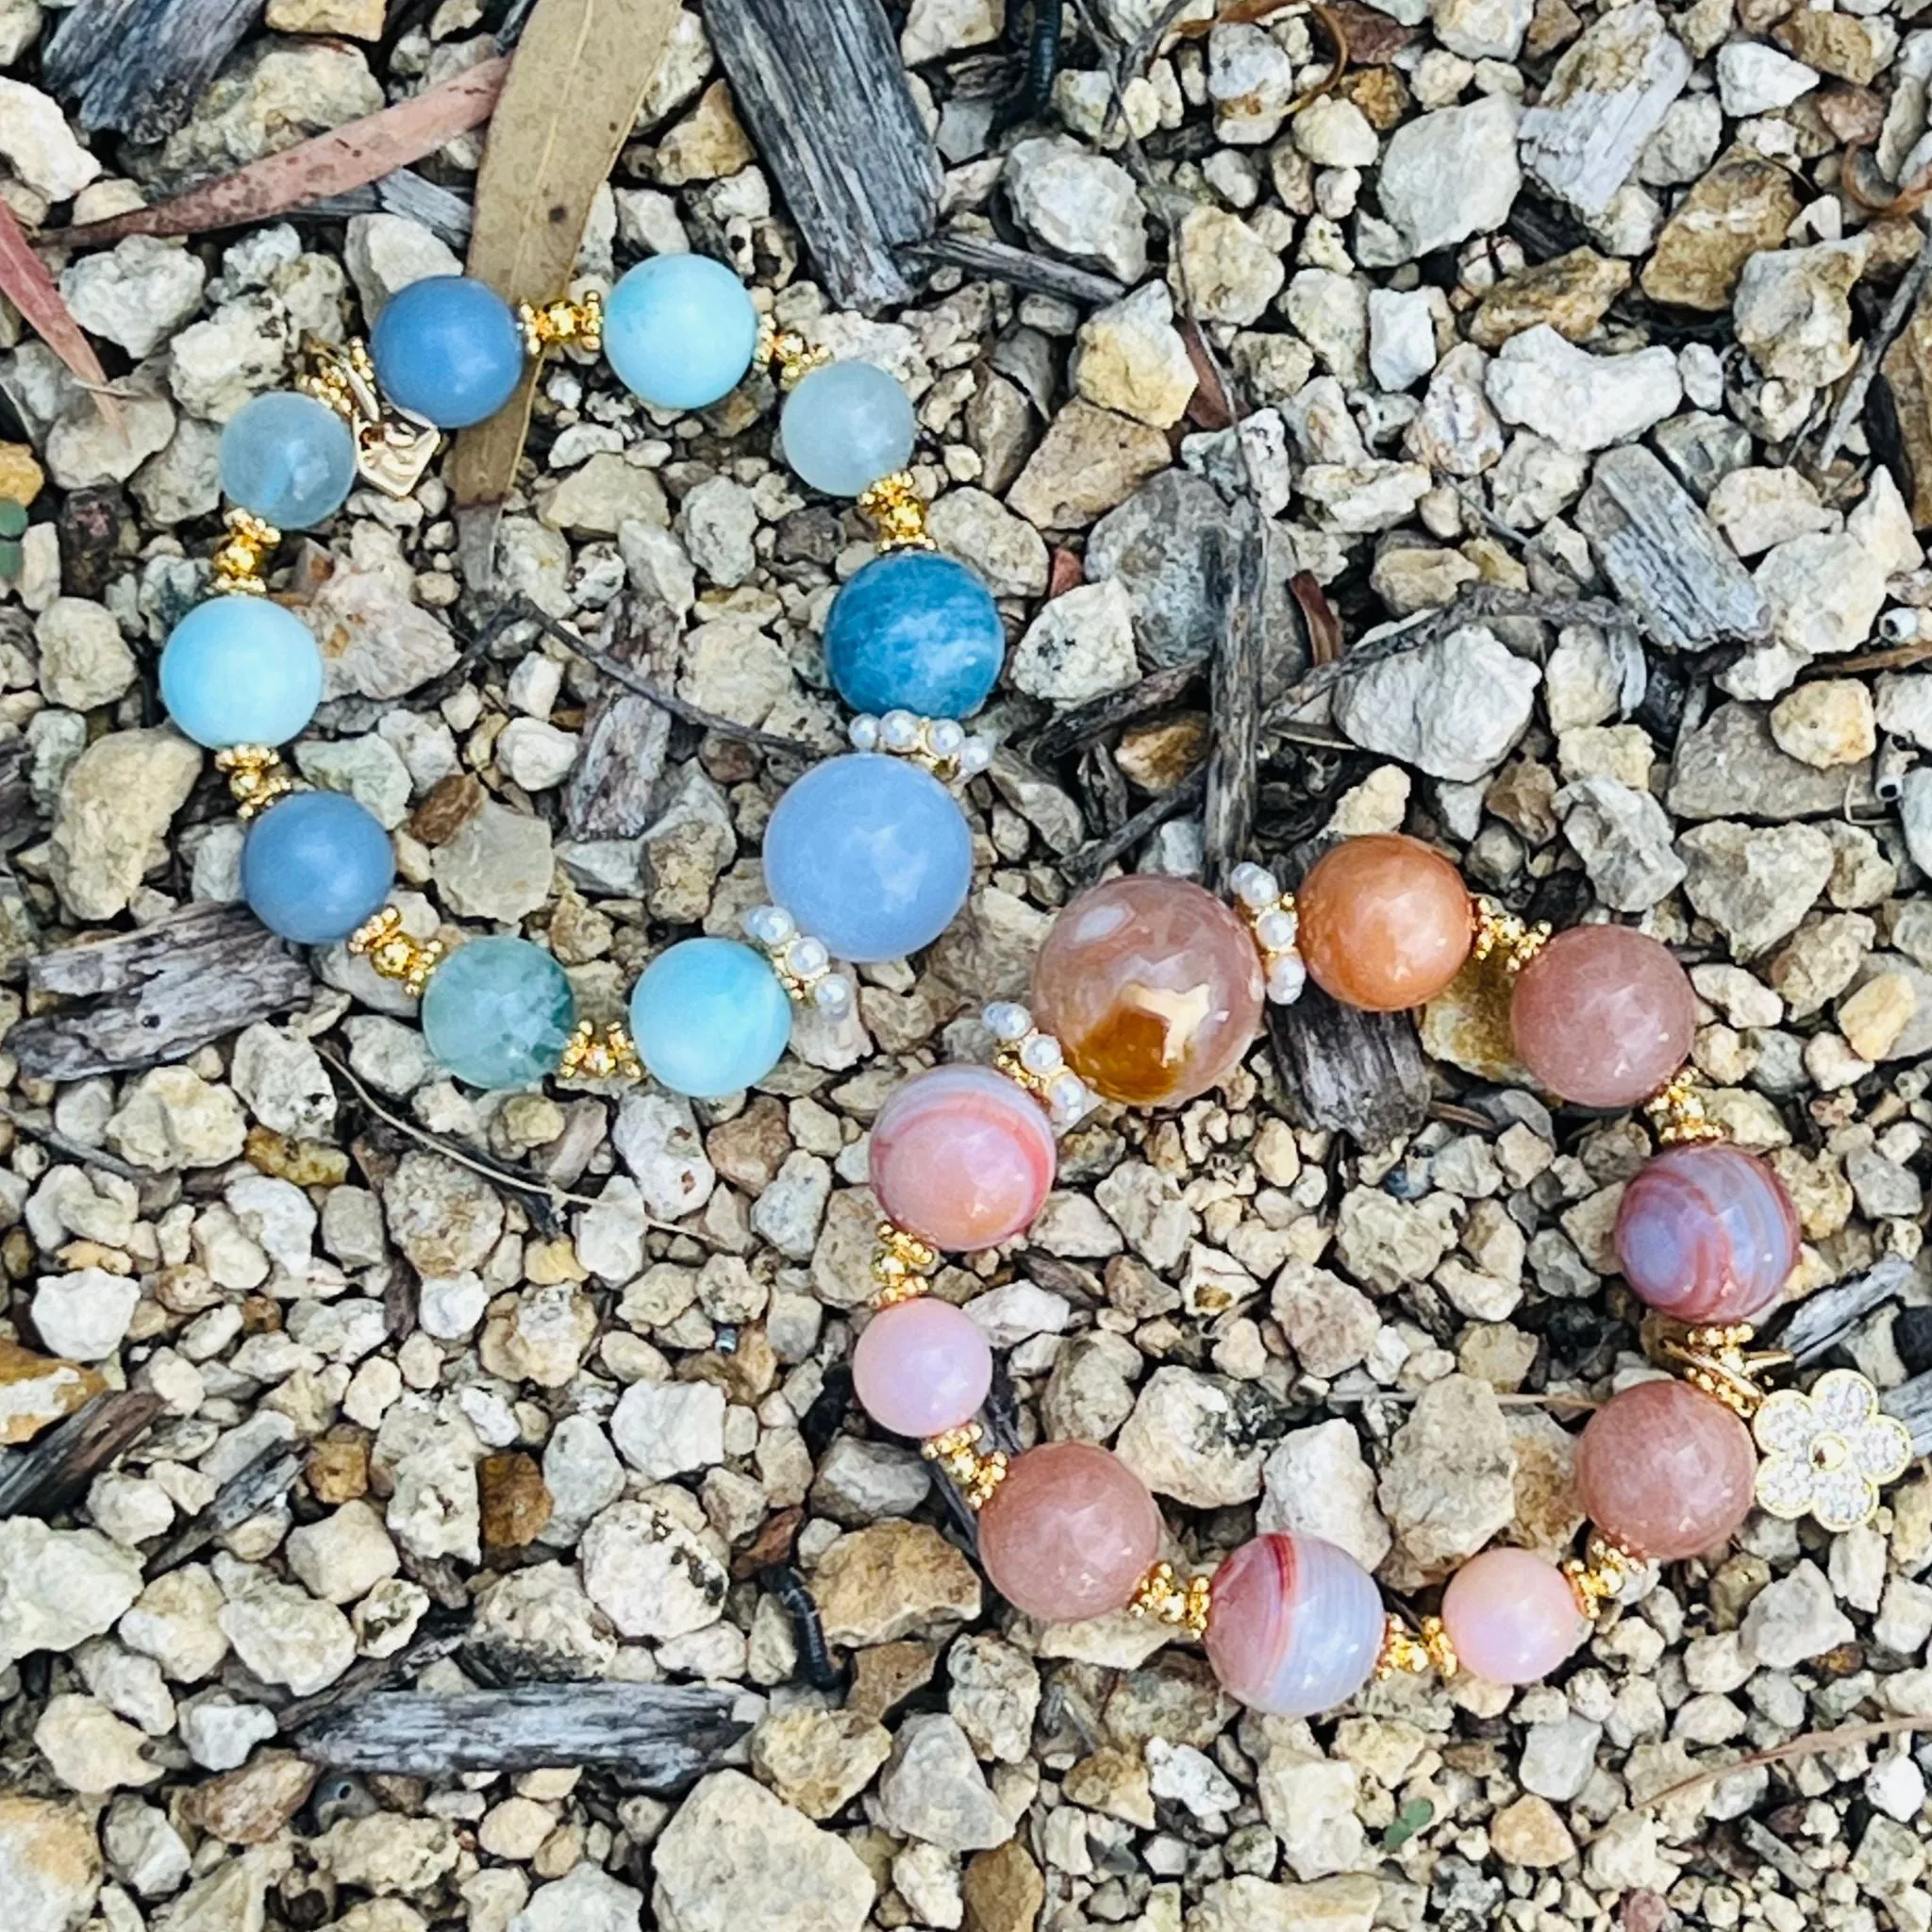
[1810,215,1932,478]
[0,1105,146,1181]
[1064,765,1206,881]
[1629,1717,1932,1816]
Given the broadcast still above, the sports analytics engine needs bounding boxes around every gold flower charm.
[1753,1368,1914,1534]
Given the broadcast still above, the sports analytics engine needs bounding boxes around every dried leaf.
[452,0,681,524]
[49,58,510,251]
[1289,571,1342,665]
[0,199,118,427]
[1178,320,1230,429]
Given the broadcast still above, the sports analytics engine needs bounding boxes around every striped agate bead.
[1615,1142,1800,1324]
[1203,1531,1385,1718]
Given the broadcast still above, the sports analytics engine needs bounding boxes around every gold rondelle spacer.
[1643,1068,1729,1146]
[1563,1531,1641,1621]
[1127,1559,1213,1636]
[213,744,295,819]
[208,508,281,596]
[872,1220,940,1306]
[1470,896,1550,974]
[557,1020,641,1083]
[923,1422,1008,1509]
[520,291,605,358]
[1374,1612,1457,1681]
[757,316,833,391]
[858,470,936,552]
[1652,1319,1790,1419]
[347,907,444,997]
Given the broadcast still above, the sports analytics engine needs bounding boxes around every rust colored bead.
[1574,1378,1758,1561]
[1295,834,1474,1012]
[1509,924,1695,1108]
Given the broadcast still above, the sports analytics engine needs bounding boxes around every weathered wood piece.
[1202,504,1266,892]
[1775,1257,1915,1365]
[11,904,312,1081]
[1574,447,1765,653]
[1266,992,1431,1147]
[0,730,32,854]
[293,1683,748,1785]
[568,597,675,839]
[146,1445,303,1575]
[275,1614,470,1731]
[44,0,259,141]
[1884,1370,1932,1457]
[1032,665,1194,765]
[903,234,1125,308]
[708,0,942,310]
[0,1391,160,1518]
[304,170,477,251]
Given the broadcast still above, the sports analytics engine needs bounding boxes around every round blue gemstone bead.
[421,935,577,1091]
[160,597,324,749]
[824,549,1004,719]
[219,391,358,528]
[241,791,395,945]
[368,275,525,429]
[605,255,759,412]
[762,753,973,964]
[780,360,916,497]
[629,937,791,1098]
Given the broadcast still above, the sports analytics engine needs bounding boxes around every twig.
[1202,504,1266,889]
[1629,1718,1932,1816]
[0,1105,146,1181]
[0,1391,162,1518]
[1810,214,1932,478]
[145,1445,302,1575]
[1030,664,1197,763]
[1063,764,1206,881]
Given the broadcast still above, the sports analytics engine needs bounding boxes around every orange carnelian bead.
[1295,834,1474,1011]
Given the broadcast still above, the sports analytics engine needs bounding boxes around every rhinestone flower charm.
[1752,1369,1914,1534]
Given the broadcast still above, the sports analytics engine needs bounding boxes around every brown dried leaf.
[1179,320,1230,429]
[0,199,118,427]
[1289,571,1342,665]
[49,58,510,251]
[451,0,681,521]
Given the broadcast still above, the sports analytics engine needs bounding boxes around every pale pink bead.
[977,1441,1163,1623]
[852,1295,992,1440]
[1440,1548,1588,1686]
[1574,1378,1758,1561]
[870,1064,1057,1252]
[1510,924,1696,1108]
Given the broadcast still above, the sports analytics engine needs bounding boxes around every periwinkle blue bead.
[605,254,759,411]
[780,360,917,497]
[219,391,358,528]
[825,549,1004,719]
[241,791,394,944]
[421,936,576,1091]
[762,753,972,964]
[368,275,525,429]
[160,597,324,749]
[630,937,791,1098]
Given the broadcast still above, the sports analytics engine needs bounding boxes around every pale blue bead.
[605,255,759,411]
[368,275,525,429]
[242,791,394,945]
[825,549,1003,719]
[762,753,972,963]
[630,937,791,1099]
[421,936,577,1091]
[160,597,323,749]
[219,391,358,528]
[780,360,916,497]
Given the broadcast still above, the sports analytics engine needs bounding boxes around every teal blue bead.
[242,791,394,944]
[369,275,525,429]
[160,597,323,749]
[629,937,791,1098]
[780,360,916,496]
[825,550,1003,719]
[421,936,576,1091]
[605,255,758,411]
[220,391,358,527]
[762,753,972,963]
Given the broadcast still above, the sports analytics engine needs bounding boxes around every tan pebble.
[1840,971,1916,1061]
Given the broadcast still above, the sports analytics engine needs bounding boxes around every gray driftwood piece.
[904,234,1126,308]
[44,0,258,140]
[1775,1256,1915,1365]
[1574,447,1766,652]
[146,1445,303,1576]
[303,172,477,251]
[1202,504,1267,892]
[11,904,312,1081]
[1884,1371,1932,1457]
[707,0,941,310]
[294,1683,748,1785]
[0,1391,161,1519]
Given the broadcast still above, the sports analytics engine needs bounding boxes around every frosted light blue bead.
[242,791,395,945]
[421,936,577,1091]
[368,275,525,429]
[160,597,324,749]
[630,937,791,1098]
[605,254,759,411]
[780,360,917,497]
[219,391,358,528]
[825,549,1004,719]
[762,753,972,963]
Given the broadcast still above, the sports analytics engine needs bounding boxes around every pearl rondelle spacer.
[785,935,830,977]
[881,708,922,751]
[1020,1034,1063,1075]
[985,1003,1033,1041]
[1230,862,1280,909]
[928,717,966,757]
[958,738,993,776]
[848,714,881,751]
[743,904,794,947]
[814,974,854,1012]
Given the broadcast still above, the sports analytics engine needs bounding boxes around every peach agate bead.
[1294,834,1474,1011]
[977,1441,1163,1622]
[1439,1547,1589,1685]
[1509,924,1696,1108]
[1032,875,1263,1107]
[1574,1378,1758,1561]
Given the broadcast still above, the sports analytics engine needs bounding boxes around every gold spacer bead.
[1652,1318,1789,1420]
[1374,1612,1457,1681]
[872,1220,941,1306]
[212,744,295,820]
[858,470,935,553]
[557,1019,641,1083]
[1127,1559,1213,1636]
[520,290,605,358]
[922,1421,1008,1509]
[757,316,833,391]
[1563,1531,1641,1621]
[1643,1068,1730,1145]
[208,508,281,596]
[1470,896,1551,974]
[347,906,444,997]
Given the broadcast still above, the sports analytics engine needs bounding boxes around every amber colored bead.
[1295,834,1474,1011]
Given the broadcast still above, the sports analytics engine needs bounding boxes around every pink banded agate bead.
[1203,1531,1386,1718]
[1439,1547,1589,1685]
[869,1065,1058,1252]
[1510,924,1696,1108]
[977,1441,1163,1623]
[852,1296,992,1440]
[1574,1378,1758,1561]
[1615,1143,1800,1324]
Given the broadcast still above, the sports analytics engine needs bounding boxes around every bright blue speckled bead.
[160,597,323,749]
[421,935,576,1091]
[369,275,525,429]
[780,360,916,497]
[762,753,972,963]
[220,391,358,528]
[825,549,1004,719]
[241,791,394,945]
[630,937,791,1098]
[605,255,759,412]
